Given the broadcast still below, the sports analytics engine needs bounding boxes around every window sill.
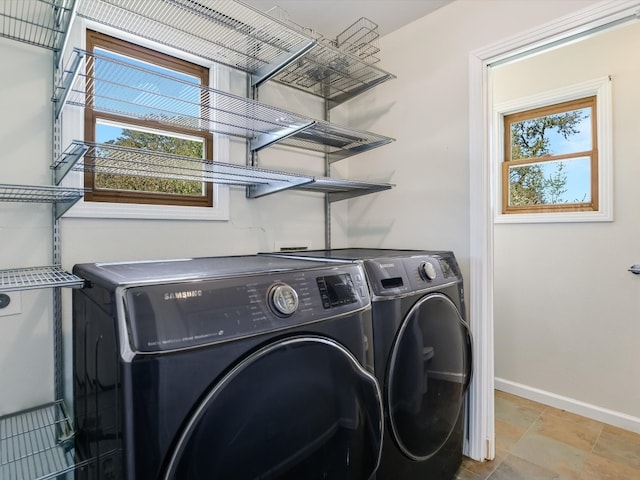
[62,185,229,221]
[494,209,612,224]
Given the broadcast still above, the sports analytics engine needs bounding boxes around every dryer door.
[387,293,473,461]
[162,336,383,480]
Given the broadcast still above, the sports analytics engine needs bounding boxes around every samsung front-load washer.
[72,255,383,480]
[263,249,473,480]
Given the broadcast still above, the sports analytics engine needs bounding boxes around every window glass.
[503,96,597,214]
[85,30,213,207]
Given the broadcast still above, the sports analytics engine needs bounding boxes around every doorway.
[468,0,640,462]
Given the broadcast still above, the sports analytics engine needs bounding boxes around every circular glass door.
[163,336,383,480]
[387,293,472,461]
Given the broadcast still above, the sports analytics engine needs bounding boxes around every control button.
[268,283,299,316]
[419,261,437,281]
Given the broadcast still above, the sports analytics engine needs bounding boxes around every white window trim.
[493,76,613,224]
[60,19,231,221]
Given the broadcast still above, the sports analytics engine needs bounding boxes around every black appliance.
[72,255,384,479]
[263,249,473,480]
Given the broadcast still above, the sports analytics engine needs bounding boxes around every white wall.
[492,21,640,422]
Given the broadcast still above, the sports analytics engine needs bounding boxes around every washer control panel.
[124,263,370,352]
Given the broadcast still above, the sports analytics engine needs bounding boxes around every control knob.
[268,283,299,316]
[419,261,437,281]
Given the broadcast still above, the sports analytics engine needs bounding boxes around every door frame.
[467,0,640,462]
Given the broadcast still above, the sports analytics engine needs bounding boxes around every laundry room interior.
[1,0,639,479]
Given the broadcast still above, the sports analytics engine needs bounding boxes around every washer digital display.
[316,274,358,309]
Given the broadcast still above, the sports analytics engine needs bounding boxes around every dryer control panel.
[121,264,370,353]
[363,253,462,298]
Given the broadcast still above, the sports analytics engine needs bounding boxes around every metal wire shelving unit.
[74,0,395,107]
[0,0,75,51]
[55,49,393,164]
[0,400,99,480]
[53,141,393,201]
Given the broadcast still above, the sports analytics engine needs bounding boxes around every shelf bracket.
[327,73,395,109]
[54,197,83,219]
[53,142,88,185]
[247,177,313,198]
[327,138,394,163]
[251,40,317,88]
[250,121,316,152]
[54,49,84,120]
[327,184,393,203]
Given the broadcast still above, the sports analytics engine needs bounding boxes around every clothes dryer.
[72,255,383,480]
[263,249,473,480]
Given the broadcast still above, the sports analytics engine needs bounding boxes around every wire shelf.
[0,400,79,479]
[55,49,393,161]
[0,184,85,218]
[53,140,393,202]
[0,266,85,292]
[75,0,394,106]
[0,0,75,51]
[0,184,84,203]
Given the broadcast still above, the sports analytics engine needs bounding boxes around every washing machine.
[72,255,384,480]
[263,249,473,480]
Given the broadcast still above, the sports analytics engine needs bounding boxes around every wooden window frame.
[502,96,598,214]
[84,30,213,207]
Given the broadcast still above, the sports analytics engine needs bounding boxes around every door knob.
[629,264,640,275]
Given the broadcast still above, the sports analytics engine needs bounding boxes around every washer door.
[163,336,383,480]
[387,293,473,461]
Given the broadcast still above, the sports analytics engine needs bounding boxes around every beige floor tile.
[531,413,601,452]
[578,453,640,480]
[487,454,560,480]
[495,394,544,430]
[454,466,486,480]
[495,418,527,452]
[543,406,605,431]
[496,390,548,412]
[511,432,589,479]
[461,450,507,478]
[592,424,640,470]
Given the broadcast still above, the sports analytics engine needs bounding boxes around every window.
[85,30,213,207]
[502,96,597,214]
[494,76,613,223]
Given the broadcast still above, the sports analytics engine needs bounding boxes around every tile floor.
[456,390,640,479]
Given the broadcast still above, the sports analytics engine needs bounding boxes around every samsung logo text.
[164,290,203,300]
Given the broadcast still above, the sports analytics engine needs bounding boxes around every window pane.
[510,107,592,160]
[95,122,205,196]
[93,47,203,124]
[508,157,591,207]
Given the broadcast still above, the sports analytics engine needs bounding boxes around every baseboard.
[495,377,640,434]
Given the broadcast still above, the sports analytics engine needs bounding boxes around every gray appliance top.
[265,248,451,261]
[74,255,337,288]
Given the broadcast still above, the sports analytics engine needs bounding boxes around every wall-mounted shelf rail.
[74,0,395,106]
[0,266,85,292]
[0,0,76,52]
[0,184,85,219]
[53,141,393,202]
[55,49,393,162]
[0,401,75,479]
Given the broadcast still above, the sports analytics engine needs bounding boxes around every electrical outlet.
[0,291,21,317]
